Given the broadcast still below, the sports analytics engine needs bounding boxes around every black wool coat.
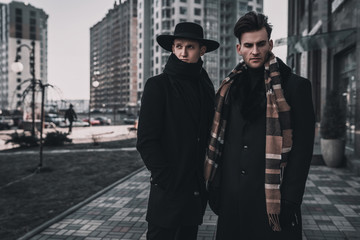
[215,59,315,240]
[136,54,215,228]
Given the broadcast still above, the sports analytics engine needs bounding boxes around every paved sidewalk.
[21,165,359,240]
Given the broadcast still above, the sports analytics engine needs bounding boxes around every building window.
[180,7,187,14]
[239,2,247,11]
[156,57,159,64]
[15,8,22,15]
[194,8,201,15]
[17,85,21,90]
[247,6,253,11]
[256,7,262,13]
[30,11,36,17]
[17,78,21,83]
[195,0,201,3]
[180,0,187,2]
[180,18,187,22]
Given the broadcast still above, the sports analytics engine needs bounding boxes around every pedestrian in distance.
[64,104,77,133]
[136,22,219,240]
[204,11,315,240]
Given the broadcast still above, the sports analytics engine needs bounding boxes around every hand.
[280,200,300,229]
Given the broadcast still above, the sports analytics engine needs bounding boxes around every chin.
[249,63,263,69]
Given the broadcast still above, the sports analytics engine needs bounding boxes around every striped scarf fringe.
[204,53,293,232]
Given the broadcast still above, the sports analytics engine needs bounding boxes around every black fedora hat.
[156,22,220,53]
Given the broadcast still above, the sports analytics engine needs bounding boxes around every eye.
[244,43,252,48]
[257,41,266,47]
[176,45,182,49]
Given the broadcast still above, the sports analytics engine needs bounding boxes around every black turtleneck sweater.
[163,54,204,125]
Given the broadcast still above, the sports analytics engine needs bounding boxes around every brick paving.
[22,165,360,240]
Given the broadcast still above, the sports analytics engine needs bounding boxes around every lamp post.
[89,72,99,126]
[11,41,36,137]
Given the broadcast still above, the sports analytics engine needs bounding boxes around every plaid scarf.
[204,53,292,232]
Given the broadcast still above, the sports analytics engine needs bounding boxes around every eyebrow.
[243,40,267,45]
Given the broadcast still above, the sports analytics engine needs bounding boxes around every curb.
[18,166,147,240]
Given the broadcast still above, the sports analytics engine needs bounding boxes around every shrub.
[320,90,346,139]
[5,131,39,147]
[44,131,72,146]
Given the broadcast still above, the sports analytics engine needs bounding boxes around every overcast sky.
[2,0,288,100]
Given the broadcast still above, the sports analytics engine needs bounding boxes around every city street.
[0,124,137,151]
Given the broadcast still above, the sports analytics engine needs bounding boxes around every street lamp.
[11,41,36,137]
[89,72,100,126]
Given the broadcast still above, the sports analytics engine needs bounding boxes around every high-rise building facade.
[137,0,263,95]
[287,0,360,169]
[90,0,138,114]
[0,1,48,113]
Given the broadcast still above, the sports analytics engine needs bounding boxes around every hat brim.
[156,35,220,53]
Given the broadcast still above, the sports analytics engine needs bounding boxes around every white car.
[59,119,90,128]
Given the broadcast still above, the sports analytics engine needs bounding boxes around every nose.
[252,46,259,55]
[181,48,187,56]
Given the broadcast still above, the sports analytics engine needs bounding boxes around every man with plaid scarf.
[204,12,315,239]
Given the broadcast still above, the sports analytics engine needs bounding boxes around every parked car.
[95,116,111,125]
[45,113,64,127]
[123,115,137,125]
[82,118,101,126]
[0,116,14,130]
[59,119,90,128]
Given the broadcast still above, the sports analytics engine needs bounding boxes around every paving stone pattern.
[30,166,360,240]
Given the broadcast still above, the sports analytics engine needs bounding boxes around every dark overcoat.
[136,55,215,228]
[214,59,315,240]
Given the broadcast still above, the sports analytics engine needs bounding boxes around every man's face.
[172,38,206,63]
[236,27,273,69]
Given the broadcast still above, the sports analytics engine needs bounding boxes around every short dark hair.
[233,11,273,43]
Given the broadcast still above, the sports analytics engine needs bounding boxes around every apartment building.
[137,0,263,95]
[0,1,48,114]
[90,0,138,113]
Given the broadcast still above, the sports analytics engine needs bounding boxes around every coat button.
[194,191,200,196]
[197,137,200,142]
[241,170,246,175]
[243,145,248,150]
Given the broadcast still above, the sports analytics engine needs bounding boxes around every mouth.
[250,58,261,61]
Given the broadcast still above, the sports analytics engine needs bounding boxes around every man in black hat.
[136,22,219,240]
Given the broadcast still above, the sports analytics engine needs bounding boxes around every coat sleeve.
[136,77,167,175]
[281,78,315,205]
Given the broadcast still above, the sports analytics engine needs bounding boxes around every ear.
[236,43,241,55]
[171,44,175,53]
[269,39,273,51]
[200,46,207,56]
